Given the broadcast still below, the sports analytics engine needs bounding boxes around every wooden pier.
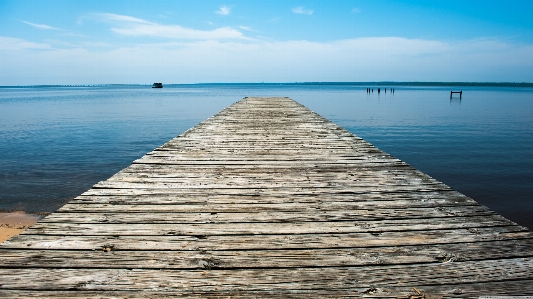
[1,97,532,298]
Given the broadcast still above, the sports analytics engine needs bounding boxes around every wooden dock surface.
[1,97,532,298]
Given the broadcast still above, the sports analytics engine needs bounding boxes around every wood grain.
[1,97,531,297]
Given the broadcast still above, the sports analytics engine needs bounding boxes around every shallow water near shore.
[1,84,532,229]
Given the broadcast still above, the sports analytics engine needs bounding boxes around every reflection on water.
[1,84,532,229]
[449,98,462,106]
[0,86,238,212]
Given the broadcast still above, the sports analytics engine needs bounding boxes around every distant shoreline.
[2,82,533,88]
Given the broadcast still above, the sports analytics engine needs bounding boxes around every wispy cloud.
[86,13,246,40]
[96,14,151,24]
[3,34,533,85]
[292,6,313,15]
[239,26,256,32]
[216,5,231,15]
[0,36,51,50]
[352,8,361,13]
[157,11,173,19]
[21,20,64,31]
[57,32,87,38]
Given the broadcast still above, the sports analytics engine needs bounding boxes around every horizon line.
[0,81,533,88]
[2,81,533,88]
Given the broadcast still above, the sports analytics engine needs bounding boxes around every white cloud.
[111,25,244,40]
[352,8,361,13]
[239,26,256,32]
[57,32,87,38]
[99,13,152,24]
[2,36,533,84]
[0,36,51,50]
[216,5,231,15]
[21,20,64,31]
[88,13,245,40]
[292,6,313,15]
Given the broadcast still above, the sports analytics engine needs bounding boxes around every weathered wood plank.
[66,190,479,206]
[78,186,459,197]
[92,180,448,190]
[4,226,530,250]
[2,239,533,269]
[1,258,532,291]
[2,281,533,298]
[24,215,514,236]
[107,169,440,182]
[41,205,495,224]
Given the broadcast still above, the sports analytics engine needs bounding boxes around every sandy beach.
[0,212,42,243]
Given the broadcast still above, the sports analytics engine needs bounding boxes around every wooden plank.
[2,281,533,298]
[66,190,479,205]
[0,258,532,292]
[24,215,514,236]
[78,186,457,197]
[3,226,530,250]
[91,180,447,190]
[107,169,439,181]
[40,205,496,224]
[2,239,533,269]
[54,202,491,215]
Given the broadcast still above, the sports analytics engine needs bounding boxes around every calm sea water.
[1,84,532,229]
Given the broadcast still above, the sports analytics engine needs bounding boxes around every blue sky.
[1,0,533,84]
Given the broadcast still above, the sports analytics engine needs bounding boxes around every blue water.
[1,84,532,229]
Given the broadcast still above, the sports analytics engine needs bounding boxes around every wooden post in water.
[451,90,463,99]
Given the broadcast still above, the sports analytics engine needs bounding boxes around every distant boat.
[152,83,163,88]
